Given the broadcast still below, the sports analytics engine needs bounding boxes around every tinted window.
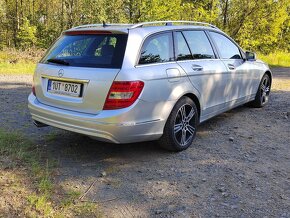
[183,31,215,59]
[139,33,174,65]
[175,32,192,61]
[41,34,128,68]
[209,32,242,59]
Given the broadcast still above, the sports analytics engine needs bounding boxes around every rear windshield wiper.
[47,58,70,66]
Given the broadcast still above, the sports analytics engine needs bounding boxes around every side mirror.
[245,51,256,61]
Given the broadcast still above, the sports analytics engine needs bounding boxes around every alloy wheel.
[173,104,196,146]
[260,77,270,104]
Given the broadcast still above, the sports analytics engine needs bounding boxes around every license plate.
[47,80,82,97]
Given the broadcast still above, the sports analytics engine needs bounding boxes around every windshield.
[40,34,128,68]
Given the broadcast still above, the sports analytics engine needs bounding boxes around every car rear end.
[28,27,165,143]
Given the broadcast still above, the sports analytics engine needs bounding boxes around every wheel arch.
[183,93,201,123]
[264,70,272,87]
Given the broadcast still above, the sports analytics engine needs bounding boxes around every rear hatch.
[34,30,128,114]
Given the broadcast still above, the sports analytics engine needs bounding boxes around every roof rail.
[130,21,219,30]
[70,21,220,31]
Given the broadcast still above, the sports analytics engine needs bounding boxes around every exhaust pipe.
[33,120,49,127]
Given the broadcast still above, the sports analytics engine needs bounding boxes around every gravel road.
[0,68,289,217]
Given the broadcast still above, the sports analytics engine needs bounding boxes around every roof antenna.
[102,21,107,27]
[165,22,172,26]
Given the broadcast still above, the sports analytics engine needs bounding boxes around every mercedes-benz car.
[28,21,272,151]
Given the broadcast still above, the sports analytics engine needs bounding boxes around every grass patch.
[258,51,290,67]
[27,194,54,217]
[0,61,36,74]
[60,190,81,207]
[44,131,60,142]
[0,129,101,217]
[0,48,43,74]
[0,130,31,158]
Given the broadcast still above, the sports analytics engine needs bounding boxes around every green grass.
[44,131,60,142]
[0,130,54,215]
[60,190,81,207]
[0,129,34,161]
[0,61,36,74]
[258,51,290,67]
[0,129,101,217]
[0,48,42,74]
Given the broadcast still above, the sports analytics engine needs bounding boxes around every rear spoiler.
[64,29,128,35]
[64,30,113,35]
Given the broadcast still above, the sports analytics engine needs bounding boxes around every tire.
[250,74,271,108]
[158,96,198,152]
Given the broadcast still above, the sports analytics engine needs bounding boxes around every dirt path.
[0,68,289,217]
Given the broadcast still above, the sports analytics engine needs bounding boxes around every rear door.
[174,30,229,118]
[34,32,128,114]
[130,31,187,104]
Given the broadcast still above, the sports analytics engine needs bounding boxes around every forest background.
[0,0,289,73]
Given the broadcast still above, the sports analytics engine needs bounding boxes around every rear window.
[40,33,128,68]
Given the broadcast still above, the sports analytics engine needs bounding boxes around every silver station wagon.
[28,21,272,151]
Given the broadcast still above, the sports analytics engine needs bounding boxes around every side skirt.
[200,94,256,123]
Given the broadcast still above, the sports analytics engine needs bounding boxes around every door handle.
[228,64,235,70]
[191,64,203,71]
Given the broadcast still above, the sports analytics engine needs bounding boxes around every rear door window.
[209,32,242,59]
[182,31,215,59]
[41,33,128,68]
[138,32,174,65]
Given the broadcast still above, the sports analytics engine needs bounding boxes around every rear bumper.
[28,94,166,143]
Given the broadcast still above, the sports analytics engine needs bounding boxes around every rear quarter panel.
[115,63,201,124]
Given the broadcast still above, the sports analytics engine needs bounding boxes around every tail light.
[103,81,144,110]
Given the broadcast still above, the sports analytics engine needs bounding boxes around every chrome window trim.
[135,61,177,68]
[135,28,223,67]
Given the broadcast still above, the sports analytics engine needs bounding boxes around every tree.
[0,0,289,53]
[277,4,290,51]
[16,18,37,49]
[181,0,219,24]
